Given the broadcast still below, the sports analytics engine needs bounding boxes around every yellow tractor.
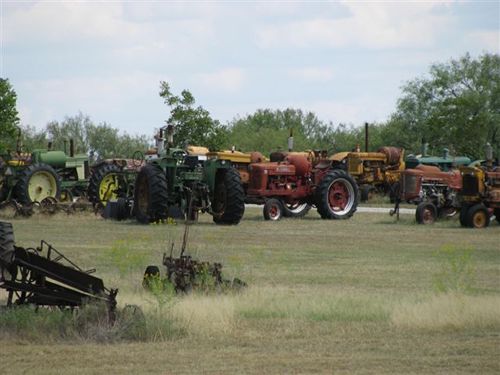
[330,146,405,202]
[459,145,500,228]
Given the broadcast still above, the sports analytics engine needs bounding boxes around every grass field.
[0,207,499,374]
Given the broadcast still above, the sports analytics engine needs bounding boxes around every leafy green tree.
[226,108,368,154]
[19,113,150,159]
[159,81,228,150]
[385,53,500,159]
[0,78,20,149]
[45,113,90,154]
[19,125,48,151]
[113,133,150,159]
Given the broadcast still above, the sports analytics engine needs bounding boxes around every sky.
[2,0,499,137]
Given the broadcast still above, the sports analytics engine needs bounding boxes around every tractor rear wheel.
[87,163,124,207]
[459,204,471,227]
[316,170,358,219]
[263,198,284,221]
[14,163,61,204]
[212,168,245,225]
[282,202,311,218]
[133,164,168,224]
[415,202,437,224]
[0,221,15,280]
[466,203,490,228]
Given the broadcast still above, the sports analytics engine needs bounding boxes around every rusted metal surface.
[0,197,93,218]
[245,151,358,220]
[392,165,463,223]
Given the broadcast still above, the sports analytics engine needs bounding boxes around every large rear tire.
[87,163,124,207]
[316,170,358,219]
[459,204,471,227]
[415,202,437,224]
[0,221,15,280]
[14,164,61,204]
[133,164,168,223]
[212,168,245,225]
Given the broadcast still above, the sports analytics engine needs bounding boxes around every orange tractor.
[393,164,462,224]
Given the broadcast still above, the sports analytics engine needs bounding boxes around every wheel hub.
[422,208,434,224]
[473,212,486,228]
[99,174,119,202]
[327,179,354,214]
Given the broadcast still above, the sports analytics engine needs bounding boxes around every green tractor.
[0,137,89,209]
[87,157,144,209]
[129,125,245,224]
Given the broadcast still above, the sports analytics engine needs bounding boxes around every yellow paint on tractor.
[98,173,119,202]
[28,170,58,202]
[207,150,253,164]
[186,145,210,156]
[330,148,405,190]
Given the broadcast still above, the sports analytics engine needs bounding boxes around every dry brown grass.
[391,293,500,330]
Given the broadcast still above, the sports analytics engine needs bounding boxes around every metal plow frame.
[0,230,117,322]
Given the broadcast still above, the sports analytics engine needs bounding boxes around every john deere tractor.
[0,137,89,208]
[130,125,244,224]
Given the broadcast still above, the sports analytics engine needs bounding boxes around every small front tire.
[466,203,490,228]
[263,199,284,221]
[415,202,437,224]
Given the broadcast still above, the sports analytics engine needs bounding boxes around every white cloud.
[465,31,500,53]
[4,2,141,45]
[4,1,216,55]
[16,71,166,130]
[197,68,247,93]
[256,2,454,49]
[287,67,334,82]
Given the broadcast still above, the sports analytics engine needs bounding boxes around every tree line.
[1,52,498,160]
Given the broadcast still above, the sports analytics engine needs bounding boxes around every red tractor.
[393,164,462,224]
[245,151,359,221]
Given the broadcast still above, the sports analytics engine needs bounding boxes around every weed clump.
[433,245,476,294]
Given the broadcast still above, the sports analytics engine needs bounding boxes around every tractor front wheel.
[263,199,284,221]
[14,163,61,204]
[133,164,168,223]
[466,203,490,228]
[316,170,358,219]
[415,202,438,224]
[212,169,245,225]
